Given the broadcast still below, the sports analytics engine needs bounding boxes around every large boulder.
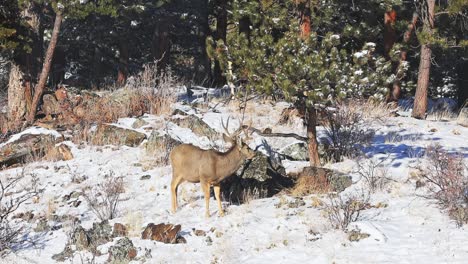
[280,142,309,161]
[0,128,63,167]
[90,123,146,147]
[171,115,218,138]
[457,108,468,127]
[221,151,294,203]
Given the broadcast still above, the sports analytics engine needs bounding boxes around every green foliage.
[227,0,398,107]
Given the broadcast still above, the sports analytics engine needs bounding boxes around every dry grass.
[289,173,332,196]
[343,99,396,121]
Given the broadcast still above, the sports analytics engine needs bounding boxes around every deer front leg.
[213,185,224,217]
[201,181,211,218]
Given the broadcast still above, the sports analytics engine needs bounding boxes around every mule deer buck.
[170,118,256,217]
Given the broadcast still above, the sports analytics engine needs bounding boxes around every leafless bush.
[126,62,178,116]
[419,144,467,227]
[322,103,375,162]
[356,155,391,192]
[0,169,38,254]
[323,191,370,230]
[82,174,124,222]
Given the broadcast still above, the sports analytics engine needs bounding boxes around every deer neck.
[217,145,245,180]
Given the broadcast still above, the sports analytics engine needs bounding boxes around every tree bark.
[306,108,320,167]
[213,0,228,86]
[239,16,251,46]
[389,12,418,102]
[27,11,62,122]
[299,0,312,39]
[383,10,397,58]
[412,0,435,119]
[152,18,171,70]
[117,37,129,86]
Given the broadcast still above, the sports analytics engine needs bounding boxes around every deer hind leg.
[201,181,211,218]
[171,176,183,214]
[213,185,224,217]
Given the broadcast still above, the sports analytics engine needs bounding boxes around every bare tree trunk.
[152,18,171,70]
[117,37,129,86]
[27,11,62,122]
[383,10,397,57]
[299,0,311,39]
[213,0,228,86]
[7,64,27,125]
[412,0,435,119]
[306,108,320,167]
[389,12,418,102]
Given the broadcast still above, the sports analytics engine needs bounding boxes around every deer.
[170,118,256,218]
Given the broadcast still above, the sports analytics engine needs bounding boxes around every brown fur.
[170,136,255,217]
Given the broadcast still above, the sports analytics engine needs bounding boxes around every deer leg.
[213,185,224,217]
[201,181,211,218]
[171,176,182,214]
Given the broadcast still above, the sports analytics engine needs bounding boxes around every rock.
[280,142,309,161]
[34,218,50,232]
[0,130,63,167]
[90,123,146,147]
[51,245,74,262]
[42,94,60,116]
[72,226,90,250]
[193,229,206,236]
[88,221,113,246]
[145,131,181,154]
[457,108,468,127]
[348,229,370,242]
[44,143,73,161]
[108,237,137,264]
[113,223,128,237]
[221,151,294,204]
[171,115,218,138]
[140,175,151,180]
[141,223,183,244]
[290,167,352,195]
[172,108,190,116]
[132,118,149,129]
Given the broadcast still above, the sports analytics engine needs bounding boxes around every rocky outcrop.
[0,128,63,167]
[171,115,218,138]
[289,167,352,195]
[221,151,294,203]
[90,124,146,147]
[141,223,185,244]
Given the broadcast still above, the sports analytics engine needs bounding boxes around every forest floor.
[1,92,467,264]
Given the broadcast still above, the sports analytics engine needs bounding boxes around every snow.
[1,100,468,264]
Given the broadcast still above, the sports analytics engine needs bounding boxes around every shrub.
[322,102,375,162]
[419,144,467,227]
[0,169,38,255]
[82,174,124,222]
[323,191,370,230]
[356,155,391,193]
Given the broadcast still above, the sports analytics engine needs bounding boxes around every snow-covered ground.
[1,99,467,264]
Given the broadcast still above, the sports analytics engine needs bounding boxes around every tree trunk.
[213,0,228,86]
[7,64,28,126]
[306,108,320,167]
[457,59,468,108]
[383,10,397,58]
[389,12,418,102]
[299,0,311,39]
[239,16,251,46]
[152,18,171,70]
[117,37,129,86]
[412,0,435,119]
[27,11,62,122]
